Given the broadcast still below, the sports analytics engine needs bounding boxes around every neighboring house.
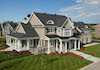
[1,23,16,35]
[74,22,92,44]
[94,24,100,37]
[0,26,2,36]
[5,12,92,54]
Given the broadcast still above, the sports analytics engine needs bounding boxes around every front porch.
[46,37,81,54]
[6,35,39,52]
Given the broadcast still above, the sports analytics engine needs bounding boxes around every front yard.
[0,53,92,70]
[84,44,100,58]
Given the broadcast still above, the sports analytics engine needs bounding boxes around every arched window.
[84,25,88,28]
[46,20,54,24]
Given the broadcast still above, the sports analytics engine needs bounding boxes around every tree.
[2,21,18,27]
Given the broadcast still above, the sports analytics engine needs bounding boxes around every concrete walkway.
[84,43,100,47]
[69,50,100,62]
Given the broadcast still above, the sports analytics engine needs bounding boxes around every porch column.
[10,37,11,47]
[65,41,67,52]
[60,40,62,53]
[78,40,80,50]
[27,39,29,50]
[15,39,16,50]
[56,40,58,51]
[74,40,77,50]
[69,41,71,49]
[48,39,50,54]
[18,40,21,51]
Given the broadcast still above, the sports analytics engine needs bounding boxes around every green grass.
[85,44,100,58]
[0,52,31,63]
[0,54,92,70]
[92,36,100,40]
[92,34,95,35]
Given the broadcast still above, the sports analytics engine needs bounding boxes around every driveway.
[80,61,100,70]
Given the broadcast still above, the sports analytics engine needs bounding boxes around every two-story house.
[5,12,92,54]
[1,23,16,35]
[74,22,92,44]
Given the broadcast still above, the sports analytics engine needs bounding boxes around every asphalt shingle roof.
[34,13,67,27]
[7,23,39,38]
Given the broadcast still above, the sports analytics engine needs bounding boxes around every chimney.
[23,18,27,24]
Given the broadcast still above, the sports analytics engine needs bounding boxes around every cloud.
[33,9,42,12]
[58,0,100,23]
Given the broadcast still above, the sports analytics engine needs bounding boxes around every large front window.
[47,28,55,34]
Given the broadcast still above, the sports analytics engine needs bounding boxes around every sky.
[0,0,100,23]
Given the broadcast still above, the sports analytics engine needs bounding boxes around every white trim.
[6,35,39,40]
[74,40,77,50]
[76,27,82,33]
[78,40,80,49]
[60,39,62,53]
[65,41,67,52]
[46,20,54,24]
[61,19,68,28]
[61,18,75,29]
[56,40,58,51]
[48,39,50,54]
[15,23,26,34]
[32,13,44,26]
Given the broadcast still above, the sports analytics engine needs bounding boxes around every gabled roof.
[34,13,67,27]
[74,22,85,28]
[7,23,39,38]
[2,23,16,28]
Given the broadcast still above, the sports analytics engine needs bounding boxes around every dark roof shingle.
[7,23,39,38]
[34,13,67,27]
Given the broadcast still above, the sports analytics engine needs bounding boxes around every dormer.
[84,25,88,28]
[46,20,54,24]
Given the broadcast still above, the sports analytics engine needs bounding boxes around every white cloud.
[58,0,100,23]
[33,9,42,12]
[87,13,100,17]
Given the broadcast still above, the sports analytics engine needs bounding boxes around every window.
[50,40,55,47]
[46,20,54,24]
[63,29,71,36]
[84,25,88,28]
[47,28,55,34]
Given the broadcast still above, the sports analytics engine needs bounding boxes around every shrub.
[0,38,6,43]
[0,42,5,47]
[60,52,63,54]
[55,51,58,53]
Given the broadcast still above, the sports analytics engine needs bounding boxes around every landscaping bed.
[78,46,94,56]
[82,44,100,58]
[49,52,84,59]
[0,51,31,63]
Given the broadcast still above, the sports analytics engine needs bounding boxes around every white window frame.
[63,28,71,37]
[47,28,55,34]
[50,40,55,47]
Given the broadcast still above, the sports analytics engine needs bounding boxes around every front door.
[22,40,27,48]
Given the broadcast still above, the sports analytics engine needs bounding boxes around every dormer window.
[84,25,88,28]
[46,20,54,24]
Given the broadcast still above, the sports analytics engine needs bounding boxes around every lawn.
[0,51,31,63]
[84,44,100,58]
[0,54,92,70]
